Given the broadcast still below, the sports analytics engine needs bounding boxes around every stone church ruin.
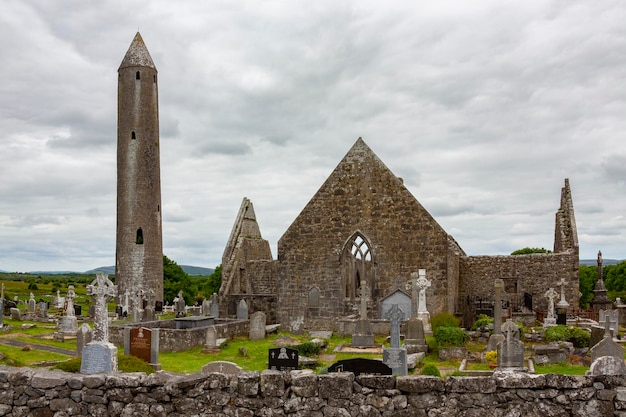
[220,138,580,331]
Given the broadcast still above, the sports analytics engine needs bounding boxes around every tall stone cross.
[358,280,370,320]
[557,277,568,305]
[66,285,76,317]
[493,279,504,335]
[544,287,558,319]
[415,269,430,313]
[384,304,405,348]
[86,273,117,343]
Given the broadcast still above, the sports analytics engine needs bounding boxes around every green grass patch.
[534,363,588,375]
[0,344,69,367]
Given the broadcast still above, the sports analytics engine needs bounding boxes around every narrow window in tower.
[131,131,136,140]
[157,205,160,212]
[136,228,144,245]
[135,71,140,80]
[153,75,157,83]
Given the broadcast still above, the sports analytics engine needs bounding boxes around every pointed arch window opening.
[135,71,141,80]
[343,233,373,300]
[135,228,144,245]
[131,131,136,140]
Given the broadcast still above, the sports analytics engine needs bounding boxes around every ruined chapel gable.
[276,138,461,329]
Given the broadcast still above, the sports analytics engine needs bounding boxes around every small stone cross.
[557,277,568,305]
[501,319,520,342]
[86,273,117,343]
[384,304,405,348]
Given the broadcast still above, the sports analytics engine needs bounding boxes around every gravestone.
[352,280,375,347]
[202,299,211,316]
[80,343,116,374]
[590,315,625,362]
[81,273,118,374]
[144,305,155,322]
[155,300,163,313]
[237,299,249,320]
[599,309,618,334]
[404,318,428,354]
[76,324,93,357]
[201,360,242,376]
[10,308,21,321]
[268,347,299,371]
[249,311,267,341]
[497,319,526,370]
[127,327,159,365]
[383,303,408,375]
[588,356,626,376]
[210,293,220,318]
[380,289,411,319]
[28,293,35,314]
[60,285,78,335]
[38,301,48,318]
[408,269,432,334]
[327,358,392,376]
[203,326,220,353]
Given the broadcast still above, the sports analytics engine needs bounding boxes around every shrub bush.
[421,363,441,377]
[543,325,590,348]
[430,313,461,332]
[471,314,494,331]
[294,342,322,357]
[434,326,466,347]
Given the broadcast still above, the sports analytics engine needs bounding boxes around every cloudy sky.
[1,1,625,272]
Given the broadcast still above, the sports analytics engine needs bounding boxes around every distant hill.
[84,265,214,276]
[580,259,623,266]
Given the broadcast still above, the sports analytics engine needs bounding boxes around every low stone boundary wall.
[109,319,249,352]
[1,367,626,416]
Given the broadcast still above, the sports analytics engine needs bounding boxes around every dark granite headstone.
[327,358,392,376]
[268,347,299,371]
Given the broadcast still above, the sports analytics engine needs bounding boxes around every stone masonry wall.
[2,367,626,416]
[459,252,580,310]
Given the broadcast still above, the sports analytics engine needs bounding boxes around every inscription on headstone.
[130,327,152,363]
[268,347,298,371]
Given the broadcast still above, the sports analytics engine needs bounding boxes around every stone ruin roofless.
[219,138,579,331]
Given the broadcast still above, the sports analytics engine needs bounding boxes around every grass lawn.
[0,344,70,367]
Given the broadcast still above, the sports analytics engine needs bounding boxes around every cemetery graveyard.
[1,273,625,378]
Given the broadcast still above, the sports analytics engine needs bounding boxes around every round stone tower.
[116,32,164,308]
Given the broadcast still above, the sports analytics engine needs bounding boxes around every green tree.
[578,264,597,308]
[199,264,222,299]
[510,247,552,255]
[604,261,626,300]
[163,255,196,305]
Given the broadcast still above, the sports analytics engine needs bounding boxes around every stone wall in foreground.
[1,366,626,416]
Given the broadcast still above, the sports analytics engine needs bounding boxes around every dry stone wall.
[2,367,626,417]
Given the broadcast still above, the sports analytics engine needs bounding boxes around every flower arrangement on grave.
[485,350,498,366]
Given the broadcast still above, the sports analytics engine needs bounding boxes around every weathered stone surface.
[30,373,66,389]
[396,376,444,393]
[238,371,260,396]
[445,376,497,393]
[319,373,354,399]
[291,370,318,397]
[357,375,396,390]
[260,370,285,397]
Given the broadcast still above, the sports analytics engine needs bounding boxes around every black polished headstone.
[268,347,299,371]
[327,358,392,376]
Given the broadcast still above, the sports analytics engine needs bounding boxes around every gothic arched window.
[342,232,373,300]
